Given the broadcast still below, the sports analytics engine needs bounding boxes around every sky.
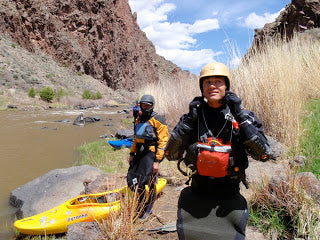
[128,0,291,75]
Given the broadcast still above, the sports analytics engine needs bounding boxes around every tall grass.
[137,74,199,128]
[138,33,320,150]
[96,187,146,240]
[232,33,320,149]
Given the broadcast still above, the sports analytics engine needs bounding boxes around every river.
[0,107,128,238]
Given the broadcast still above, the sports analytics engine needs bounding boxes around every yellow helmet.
[199,62,231,92]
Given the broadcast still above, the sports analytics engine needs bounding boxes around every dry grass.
[232,33,320,149]
[96,184,166,240]
[96,188,143,240]
[137,76,200,129]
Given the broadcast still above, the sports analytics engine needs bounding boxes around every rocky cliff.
[0,0,195,91]
[252,0,320,48]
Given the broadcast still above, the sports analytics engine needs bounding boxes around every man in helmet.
[165,62,270,239]
[127,94,169,219]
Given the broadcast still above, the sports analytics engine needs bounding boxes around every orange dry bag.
[197,137,232,178]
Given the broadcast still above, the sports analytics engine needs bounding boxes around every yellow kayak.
[14,178,167,235]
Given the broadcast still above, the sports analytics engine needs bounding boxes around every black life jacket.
[179,104,249,188]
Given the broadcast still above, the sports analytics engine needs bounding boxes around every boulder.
[289,155,307,168]
[73,113,85,126]
[268,172,320,204]
[266,135,283,160]
[7,104,18,109]
[84,116,101,123]
[245,158,288,186]
[295,172,320,204]
[73,114,101,126]
[115,129,134,139]
[10,165,103,219]
[82,174,117,194]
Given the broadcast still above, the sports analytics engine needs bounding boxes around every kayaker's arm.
[129,141,137,156]
[153,115,169,162]
[165,113,196,161]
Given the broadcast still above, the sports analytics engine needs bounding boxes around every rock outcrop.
[252,0,320,48]
[10,165,103,219]
[0,0,196,91]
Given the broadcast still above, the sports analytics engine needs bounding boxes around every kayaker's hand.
[128,155,134,163]
[153,161,159,173]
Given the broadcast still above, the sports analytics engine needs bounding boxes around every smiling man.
[165,62,270,239]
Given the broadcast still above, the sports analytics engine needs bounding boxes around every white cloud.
[143,19,219,50]
[128,0,221,70]
[157,48,223,70]
[189,19,219,34]
[143,23,197,49]
[129,0,176,28]
[243,9,283,29]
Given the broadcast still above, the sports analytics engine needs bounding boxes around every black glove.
[188,97,202,123]
[164,132,185,161]
[220,91,245,122]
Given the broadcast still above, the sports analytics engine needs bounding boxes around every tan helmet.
[199,62,231,92]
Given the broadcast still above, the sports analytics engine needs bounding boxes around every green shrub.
[45,73,55,80]
[39,87,55,102]
[82,89,93,99]
[82,89,103,100]
[96,91,103,99]
[55,88,65,101]
[28,87,36,98]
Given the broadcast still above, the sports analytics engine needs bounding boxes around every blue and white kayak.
[108,138,134,149]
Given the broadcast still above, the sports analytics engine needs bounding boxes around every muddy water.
[0,108,128,237]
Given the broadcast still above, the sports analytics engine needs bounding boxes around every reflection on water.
[0,108,128,234]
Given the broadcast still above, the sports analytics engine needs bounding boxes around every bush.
[82,89,93,99]
[96,91,103,99]
[39,87,55,102]
[55,88,65,101]
[82,89,103,100]
[28,87,36,98]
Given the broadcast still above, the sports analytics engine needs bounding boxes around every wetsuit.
[127,112,169,217]
[165,97,269,240]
